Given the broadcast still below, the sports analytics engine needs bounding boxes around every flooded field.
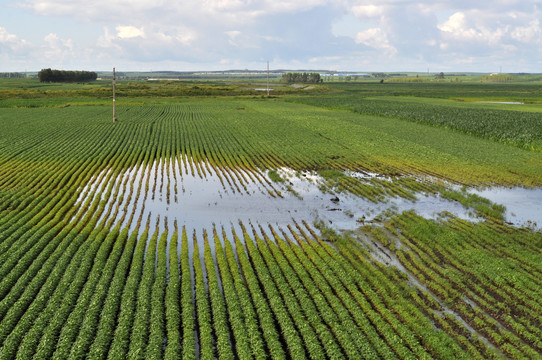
[470,186,542,228]
[2,93,542,359]
[74,158,484,239]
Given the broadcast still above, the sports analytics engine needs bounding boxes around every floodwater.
[470,187,542,228]
[71,158,538,339]
[356,233,504,352]
[476,101,524,105]
[74,159,480,239]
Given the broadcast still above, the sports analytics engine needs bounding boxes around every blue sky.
[1,0,541,72]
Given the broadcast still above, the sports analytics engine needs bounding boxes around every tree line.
[38,68,97,83]
[0,73,26,78]
[281,72,321,83]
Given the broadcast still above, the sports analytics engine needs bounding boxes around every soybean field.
[1,85,542,359]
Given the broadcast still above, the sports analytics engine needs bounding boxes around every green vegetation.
[480,74,515,82]
[288,91,542,152]
[0,77,541,359]
[1,98,540,187]
[268,169,285,183]
[281,72,322,83]
[346,211,542,358]
[38,68,98,83]
[440,188,506,220]
[0,77,323,102]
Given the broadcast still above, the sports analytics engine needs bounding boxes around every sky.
[1,0,541,73]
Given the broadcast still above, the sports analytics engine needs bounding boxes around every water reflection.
[75,159,481,237]
[470,187,542,228]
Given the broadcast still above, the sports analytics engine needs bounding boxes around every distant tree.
[38,68,97,82]
[38,68,53,82]
[0,72,25,78]
[435,72,445,80]
[281,72,321,83]
[309,72,321,83]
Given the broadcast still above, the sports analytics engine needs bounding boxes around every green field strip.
[221,229,269,360]
[126,222,159,360]
[236,228,307,359]
[145,229,168,360]
[0,87,541,360]
[256,227,344,360]
[180,227,196,360]
[0,216,100,358]
[203,230,234,360]
[229,229,286,360]
[213,228,253,360]
[193,235,213,360]
[268,225,363,359]
[86,228,139,360]
[279,228,380,359]
[106,225,149,359]
[334,232,491,359]
[164,227,181,360]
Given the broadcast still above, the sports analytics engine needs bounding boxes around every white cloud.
[438,9,542,55]
[95,24,200,63]
[41,33,77,65]
[438,12,467,33]
[18,0,166,18]
[3,0,542,71]
[225,30,241,45]
[0,27,19,44]
[510,20,542,43]
[44,33,73,49]
[355,28,397,56]
[438,12,495,42]
[116,26,145,39]
[97,26,118,49]
[351,5,385,18]
[0,27,30,53]
[174,30,197,46]
[202,0,250,12]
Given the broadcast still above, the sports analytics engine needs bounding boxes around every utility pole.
[113,67,116,123]
[266,61,270,97]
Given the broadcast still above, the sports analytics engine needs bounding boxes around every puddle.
[71,158,530,352]
[74,159,482,241]
[344,170,393,181]
[469,187,542,228]
[476,101,524,105]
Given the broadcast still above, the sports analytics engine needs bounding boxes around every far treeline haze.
[281,72,322,83]
[38,69,98,83]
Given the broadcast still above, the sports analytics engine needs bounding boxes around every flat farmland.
[1,80,542,359]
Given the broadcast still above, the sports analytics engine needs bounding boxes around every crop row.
[358,211,542,358]
[1,100,541,360]
[1,216,540,360]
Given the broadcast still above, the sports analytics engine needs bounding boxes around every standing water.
[470,187,542,228]
[73,158,482,237]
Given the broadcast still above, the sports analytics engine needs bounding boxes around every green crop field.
[0,78,541,359]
